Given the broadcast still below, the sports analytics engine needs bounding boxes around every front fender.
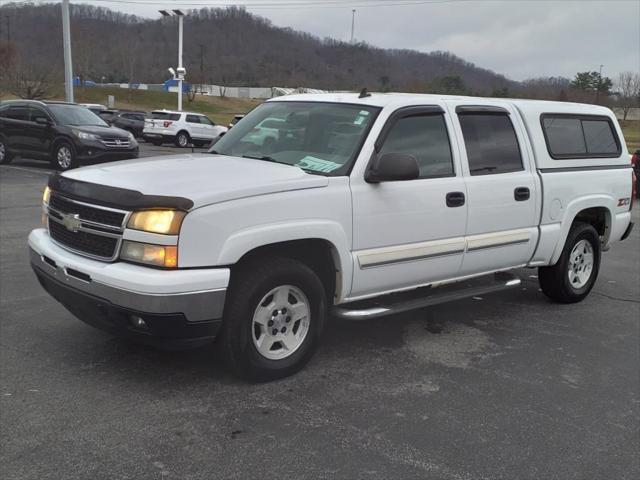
[217,220,352,301]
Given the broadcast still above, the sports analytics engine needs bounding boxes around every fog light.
[130,315,148,329]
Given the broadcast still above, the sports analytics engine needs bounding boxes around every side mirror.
[34,117,51,126]
[365,153,420,183]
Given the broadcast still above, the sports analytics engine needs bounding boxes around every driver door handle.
[446,191,465,208]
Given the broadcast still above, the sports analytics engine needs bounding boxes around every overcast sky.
[82,0,639,81]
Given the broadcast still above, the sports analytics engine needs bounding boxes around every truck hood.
[61,154,328,209]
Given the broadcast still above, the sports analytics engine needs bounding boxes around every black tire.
[0,137,12,164]
[151,139,163,146]
[539,222,601,303]
[175,131,190,148]
[51,141,77,171]
[217,256,327,382]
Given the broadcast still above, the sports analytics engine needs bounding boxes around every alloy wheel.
[251,285,311,360]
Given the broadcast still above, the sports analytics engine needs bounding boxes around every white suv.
[143,110,227,147]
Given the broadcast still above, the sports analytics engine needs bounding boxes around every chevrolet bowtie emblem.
[61,213,82,232]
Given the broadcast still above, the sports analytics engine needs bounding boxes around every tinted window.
[582,120,618,154]
[542,115,620,158]
[186,115,200,124]
[199,116,214,126]
[458,113,523,175]
[151,112,180,121]
[29,107,51,122]
[379,114,454,178]
[6,106,30,121]
[133,114,145,122]
[541,117,586,156]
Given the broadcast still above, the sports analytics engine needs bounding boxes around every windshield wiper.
[242,154,280,163]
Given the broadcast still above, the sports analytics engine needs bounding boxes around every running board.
[332,272,521,320]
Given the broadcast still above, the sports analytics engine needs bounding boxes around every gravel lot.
[1,144,639,479]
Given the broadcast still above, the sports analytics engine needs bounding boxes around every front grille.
[49,220,119,259]
[47,193,129,261]
[101,138,132,148]
[50,194,125,228]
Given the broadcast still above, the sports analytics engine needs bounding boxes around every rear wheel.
[217,257,327,381]
[175,131,190,148]
[539,222,601,303]
[51,142,77,171]
[0,138,12,164]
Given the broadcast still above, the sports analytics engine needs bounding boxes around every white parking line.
[0,165,54,175]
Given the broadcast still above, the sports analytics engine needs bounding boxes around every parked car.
[632,149,639,198]
[110,111,147,138]
[80,103,107,115]
[0,100,138,170]
[97,109,119,125]
[28,94,634,381]
[142,110,227,147]
[228,114,244,129]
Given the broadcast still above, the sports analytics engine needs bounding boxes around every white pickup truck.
[29,93,634,381]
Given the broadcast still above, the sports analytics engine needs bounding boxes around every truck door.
[449,103,538,276]
[350,105,468,299]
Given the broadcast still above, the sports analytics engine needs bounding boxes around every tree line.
[0,2,638,114]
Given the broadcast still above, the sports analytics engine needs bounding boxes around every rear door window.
[541,115,620,158]
[6,106,30,121]
[458,113,523,175]
[186,115,200,124]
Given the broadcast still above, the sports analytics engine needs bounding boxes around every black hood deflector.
[48,173,194,211]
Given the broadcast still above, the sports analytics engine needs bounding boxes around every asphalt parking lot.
[1,144,639,480]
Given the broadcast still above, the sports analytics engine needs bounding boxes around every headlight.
[127,131,135,141]
[127,210,186,235]
[43,186,51,205]
[121,241,178,268]
[72,129,99,141]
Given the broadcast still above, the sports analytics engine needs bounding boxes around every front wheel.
[51,142,77,171]
[217,257,327,381]
[0,138,12,164]
[175,131,190,148]
[539,222,601,303]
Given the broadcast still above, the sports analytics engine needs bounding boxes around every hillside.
[1,2,515,94]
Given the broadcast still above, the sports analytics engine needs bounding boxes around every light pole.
[350,9,356,44]
[160,9,186,111]
[62,0,74,103]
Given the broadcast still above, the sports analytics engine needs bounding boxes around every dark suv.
[0,100,139,171]
[110,111,147,138]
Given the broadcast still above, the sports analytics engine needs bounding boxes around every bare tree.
[5,63,55,100]
[616,72,640,121]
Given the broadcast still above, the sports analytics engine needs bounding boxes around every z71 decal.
[618,198,631,207]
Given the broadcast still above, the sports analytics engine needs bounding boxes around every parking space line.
[0,165,54,175]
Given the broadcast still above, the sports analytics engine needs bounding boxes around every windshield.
[48,104,108,127]
[209,101,379,176]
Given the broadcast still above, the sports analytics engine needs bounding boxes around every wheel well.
[52,137,74,154]
[234,239,339,303]
[177,130,190,137]
[573,207,610,238]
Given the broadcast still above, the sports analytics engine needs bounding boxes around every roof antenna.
[359,88,371,99]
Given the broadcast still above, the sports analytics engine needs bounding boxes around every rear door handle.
[514,187,530,202]
[446,191,465,208]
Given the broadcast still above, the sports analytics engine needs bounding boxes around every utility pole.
[61,0,74,103]
[350,9,356,44]
[160,9,186,111]
[177,11,184,111]
[595,64,604,105]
